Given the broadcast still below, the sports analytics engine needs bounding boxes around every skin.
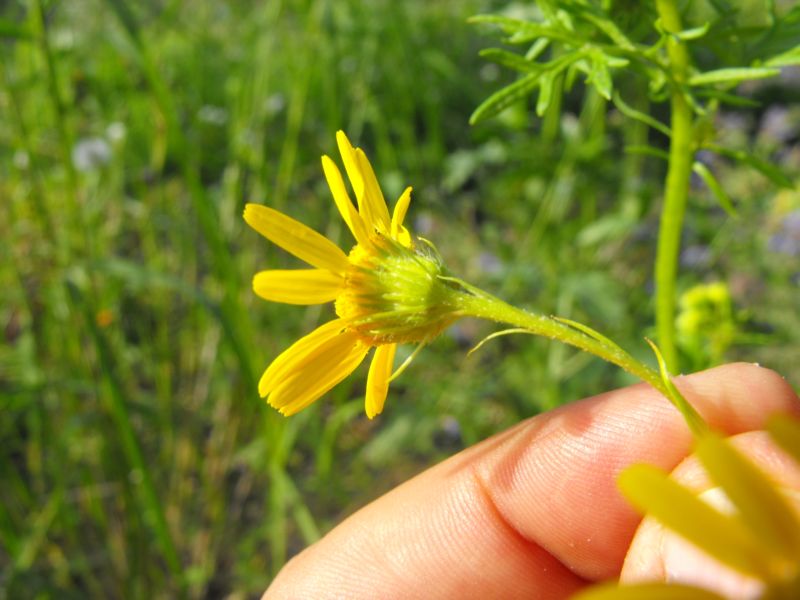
[265,363,800,599]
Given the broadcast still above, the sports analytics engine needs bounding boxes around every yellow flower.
[574,415,800,600]
[244,131,460,418]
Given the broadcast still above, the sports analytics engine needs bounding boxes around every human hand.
[265,363,800,599]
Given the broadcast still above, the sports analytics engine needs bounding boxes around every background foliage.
[2,0,798,596]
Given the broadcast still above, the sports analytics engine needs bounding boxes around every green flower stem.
[453,286,706,435]
[456,290,664,392]
[655,0,695,372]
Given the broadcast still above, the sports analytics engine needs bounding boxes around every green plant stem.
[457,290,664,392]
[454,287,706,435]
[655,0,694,372]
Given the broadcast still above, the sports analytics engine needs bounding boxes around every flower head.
[244,131,460,418]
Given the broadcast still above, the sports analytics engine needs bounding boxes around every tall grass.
[1,0,797,596]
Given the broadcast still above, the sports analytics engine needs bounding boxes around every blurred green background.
[2,0,799,597]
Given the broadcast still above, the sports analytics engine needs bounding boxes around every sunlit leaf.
[707,145,793,188]
[586,15,634,49]
[478,48,538,73]
[468,14,572,45]
[654,17,711,42]
[765,44,800,68]
[612,91,671,137]
[588,52,612,100]
[676,22,711,41]
[689,67,781,86]
[536,71,555,116]
[692,162,737,218]
[525,37,551,61]
[469,71,542,125]
[695,88,761,108]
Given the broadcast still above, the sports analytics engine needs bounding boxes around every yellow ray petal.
[618,464,772,580]
[253,269,343,305]
[573,582,725,600]
[258,319,346,397]
[365,344,396,419]
[354,148,391,231]
[335,130,365,204]
[696,433,800,561]
[768,414,800,465]
[268,331,369,415]
[243,203,348,274]
[321,155,368,245]
[391,186,413,247]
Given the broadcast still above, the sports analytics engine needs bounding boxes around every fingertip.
[674,363,800,434]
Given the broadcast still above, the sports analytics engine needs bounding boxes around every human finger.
[266,363,799,599]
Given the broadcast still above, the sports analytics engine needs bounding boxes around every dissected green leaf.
[468,14,572,45]
[740,3,800,62]
[580,10,635,50]
[478,48,538,73]
[689,66,781,86]
[647,69,669,100]
[707,144,794,188]
[536,71,555,116]
[467,13,525,31]
[612,91,671,137]
[624,145,670,161]
[525,37,551,61]
[605,55,630,68]
[765,44,800,68]
[676,22,711,41]
[588,52,612,99]
[469,71,542,124]
[654,17,711,42]
[692,162,738,217]
[695,88,761,108]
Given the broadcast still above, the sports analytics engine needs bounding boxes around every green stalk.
[457,291,662,392]
[453,286,706,436]
[654,0,695,372]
